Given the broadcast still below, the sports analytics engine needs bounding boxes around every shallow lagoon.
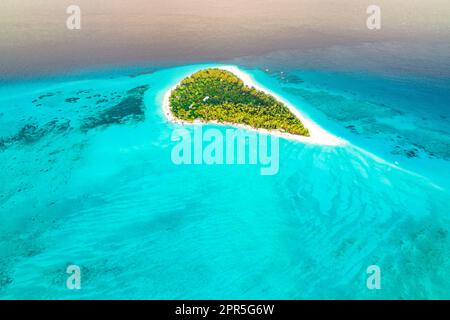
[0,64,449,299]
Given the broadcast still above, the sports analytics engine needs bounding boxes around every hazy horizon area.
[1,0,449,78]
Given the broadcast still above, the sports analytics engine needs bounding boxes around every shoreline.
[162,65,346,146]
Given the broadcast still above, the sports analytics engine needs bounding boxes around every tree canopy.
[169,68,309,136]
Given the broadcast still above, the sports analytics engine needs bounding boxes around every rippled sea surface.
[0,64,449,299]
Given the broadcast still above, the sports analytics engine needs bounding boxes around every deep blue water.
[0,63,449,299]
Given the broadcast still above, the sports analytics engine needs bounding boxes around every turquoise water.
[0,64,449,299]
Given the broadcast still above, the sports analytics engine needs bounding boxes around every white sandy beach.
[162,65,346,146]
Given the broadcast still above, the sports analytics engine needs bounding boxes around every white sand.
[162,65,346,146]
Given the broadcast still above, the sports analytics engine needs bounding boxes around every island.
[168,68,310,136]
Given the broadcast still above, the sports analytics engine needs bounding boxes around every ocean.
[0,62,449,299]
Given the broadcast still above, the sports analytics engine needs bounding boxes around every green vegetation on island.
[169,68,310,136]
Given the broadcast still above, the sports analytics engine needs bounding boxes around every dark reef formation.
[1,84,150,152]
[0,119,71,150]
[283,87,450,161]
[81,85,149,130]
